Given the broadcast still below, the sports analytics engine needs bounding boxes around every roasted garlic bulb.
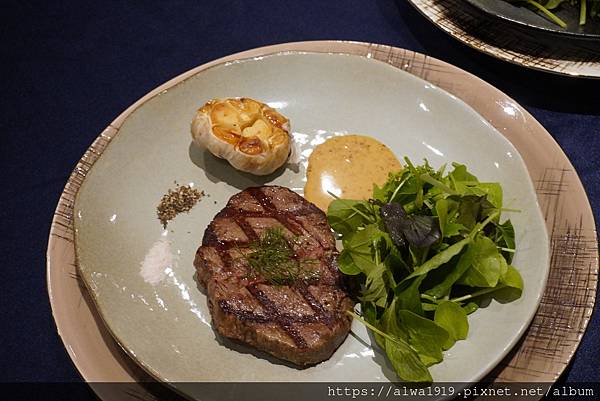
[191,98,291,175]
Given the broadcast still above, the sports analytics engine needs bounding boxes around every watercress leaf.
[394,275,426,315]
[455,195,483,230]
[344,224,382,249]
[445,222,465,237]
[343,224,381,274]
[497,219,515,249]
[436,197,464,237]
[453,194,498,230]
[457,236,508,288]
[448,163,479,194]
[361,301,378,325]
[449,163,479,183]
[342,242,374,274]
[360,263,388,308]
[337,249,362,275]
[360,300,387,350]
[398,310,449,366]
[384,242,411,276]
[372,184,386,203]
[400,236,471,284]
[373,170,414,203]
[420,173,459,198]
[435,198,448,238]
[495,219,516,264]
[384,337,432,382]
[327,199,373,236]
[462,183,502,211]
[476,183,503,209]
[479,197,499,220]
[434,301,469,350]
[500,265,522,287]
[393,175,419,196]
[462,186,486,198]
[373,231,394,274]
[493,265,523,303]
[349,250,377,274]
[425,242,476,299]
[375,298,408,348]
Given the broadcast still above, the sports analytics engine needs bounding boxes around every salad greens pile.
[327,158,523,382]
[508,0,600,28]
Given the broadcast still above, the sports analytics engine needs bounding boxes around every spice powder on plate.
[156,183,204,228]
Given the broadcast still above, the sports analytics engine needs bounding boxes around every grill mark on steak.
[219,299,323,324]
[246,187,305,237]
[246,187,332,251]
[295,284,334,327]
[233,216,259,242]
[246,285,309,349]
[218,300,270,323]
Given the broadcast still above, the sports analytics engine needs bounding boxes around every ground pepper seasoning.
[156,183,204,228]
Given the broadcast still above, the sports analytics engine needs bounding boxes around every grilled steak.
[194,186,354,366]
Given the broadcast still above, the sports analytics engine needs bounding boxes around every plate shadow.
[188,142,287,189]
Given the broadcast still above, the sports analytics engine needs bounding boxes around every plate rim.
[47,40,598,400]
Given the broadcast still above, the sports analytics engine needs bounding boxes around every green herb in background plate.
[327,158,523,382]
[507,0,600,27]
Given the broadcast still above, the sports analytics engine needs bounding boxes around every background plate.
[408,0,600,78]
[465,0,600,38]
[48,41,598,401]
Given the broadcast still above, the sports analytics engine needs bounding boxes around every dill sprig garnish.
[244,227,319,285]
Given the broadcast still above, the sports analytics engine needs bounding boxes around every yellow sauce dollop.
[305,135,401,211]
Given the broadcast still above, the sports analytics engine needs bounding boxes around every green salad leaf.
[456,236,508,288]
[400,236,472,284]
[394,275,426,316]
[434,301,469,349]
[337,224,383,275]
[494,265,525,303]
[384,337,432,382]
[328,158,523,382]
[327,199,375,236]
[425,241,479,299]
[398,310,449,366]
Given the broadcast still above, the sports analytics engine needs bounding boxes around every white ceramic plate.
[73,52,549,396]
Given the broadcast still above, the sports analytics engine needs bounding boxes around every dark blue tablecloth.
[2,0,598,391]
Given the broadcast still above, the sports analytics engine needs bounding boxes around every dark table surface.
[2,0,599,392]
